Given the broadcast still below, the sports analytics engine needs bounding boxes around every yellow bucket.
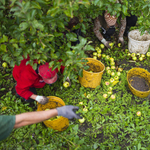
[79,58,105,88]
[37,96,69,131]
[127,68,150,98]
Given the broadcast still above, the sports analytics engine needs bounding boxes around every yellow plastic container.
[79,58,105,88]
[127,68,150,98]
[37,96,69,131]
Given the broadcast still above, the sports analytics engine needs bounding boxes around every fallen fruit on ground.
[63,82,70,88]
[139,57,143,61]
[83,108,88,113]
[79,117,85,123]
[110,94,116,99]
[100,44,105,49]
[146,52,150,57]
[114,76,119,81]
[118,68,123,72]
[136,111,141,116]
[79,102,83,105]
[103,94,108,99]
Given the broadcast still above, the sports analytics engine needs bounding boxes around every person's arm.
[14,105,81,128]
[118,16,126,46]
[14,109,58,128]
[93,17,110,48]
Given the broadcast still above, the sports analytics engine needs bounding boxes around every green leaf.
[32,20,44,30]
[66,33,77,42]
[0,44,6,52]
[19,22,29,31]
[64,7,73,18]
[49,61,54,68]
[65,59,73,66]
[138,143,141,150]
[0,88,5,91]
[54,32,63,37]
[10,60,16,67]
[30,9,37,20]
[122,5,128,16]
[66,51,74,56]
[30,1,41,9]
[10,39,18,43]
[57,22,65,29]
[84,45,95,51]
[79,37,87,45]
[78,69,83,77]
[47,7,60,17]
[32,63,37,70]
[3,35,8,42]
[13,44,18,49]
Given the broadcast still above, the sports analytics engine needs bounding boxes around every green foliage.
[0,0,149,81]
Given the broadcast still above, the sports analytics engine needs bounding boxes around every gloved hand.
[104,41,111,49]
[56,105,82,119]
[101,38,111,49]
[35,95,49,105]
[118,37,124,47]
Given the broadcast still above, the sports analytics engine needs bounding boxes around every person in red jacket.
[13,57,65,105]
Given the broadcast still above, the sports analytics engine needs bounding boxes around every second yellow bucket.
[127,68,150,98]
[79,58,105,88]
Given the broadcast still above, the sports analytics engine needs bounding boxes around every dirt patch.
[129,76,149,91]
[86,63,102,73]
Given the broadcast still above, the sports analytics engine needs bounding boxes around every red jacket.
[13,58,65,100]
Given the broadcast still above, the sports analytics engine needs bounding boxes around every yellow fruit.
[103,94,108,99]
[79,117,85,123]
[110,62,115,66]
[118,43,121,47]
[139,57,143,61]
[97,53,101,58]
[79,102,83,105]
[102,54,106,58]
[131,53,136,57]
[110,57,114,62]
[93,56,97,59]
[136,111,141,116]
[114,76,119,81]
[110,94,116,99]
[2,62,7,68]
[100,44,105,49]
[111,66,115,70]
[83,108,88,113]
[93,52,97,56]
[141,54,145,58]
[86,94,91,98]
[118,68,123,72]
[111,72,115,76]
[132,56,137,61]
[146,52,150,57]
[108,91,112,95]
[63,82,70,88]
[110,78,114,83]
[97,49,102,54]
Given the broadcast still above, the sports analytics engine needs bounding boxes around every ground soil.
[129,76,149,91]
